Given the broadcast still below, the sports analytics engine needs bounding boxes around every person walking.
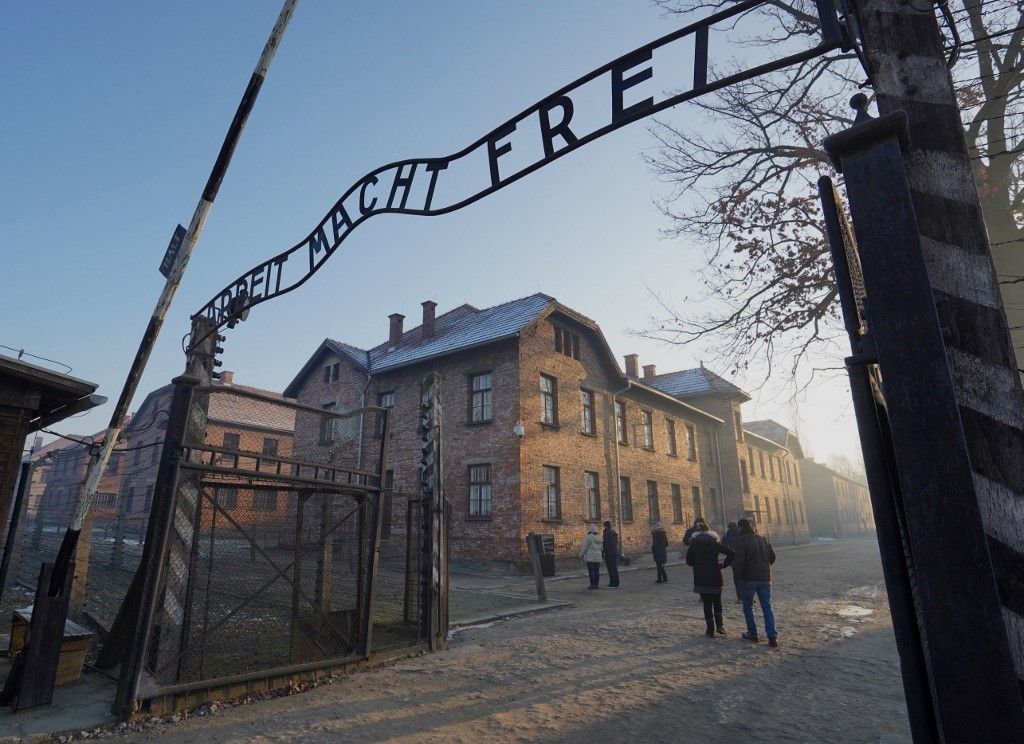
[732,517,779,647]
[721,521,742,602]
[685,522,734,637]
[602,520,620,588]
[579,526,603,589]
[651,521,669,583]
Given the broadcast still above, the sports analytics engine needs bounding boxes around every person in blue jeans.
[731,518,779,647]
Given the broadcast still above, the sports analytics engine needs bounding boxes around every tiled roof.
[644,366,750,401]
[368,293,554,373]
[285,295,555,396]
[324,339,369,372]
[208,383,296,433]
[744,420,789,446]
[744,419,804,458]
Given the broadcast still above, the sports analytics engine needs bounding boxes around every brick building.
[799,459,875,537]
[110,371,297,531]
[285,294,811,564]
[34,373,296,530]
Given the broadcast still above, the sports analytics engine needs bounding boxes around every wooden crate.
[8,606,93,686]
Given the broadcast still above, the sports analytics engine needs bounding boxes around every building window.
[106,452,120,475]
[647,481,660,523]
[585,471,601,521]
[378,391,395,437]
[469,373,493,423]
[216,486,238,509]
[671,484,683,523]
[691,486,703,520]
[150,439,160,466]
[580,389,596,435]
[262,438,278,456]
[253,488,277,511]
[775,497,782,524]
[740,460,750,493]
[553,326,580,360]
[619,476,633,522]
[144,486,154,511]
[98,492,115,507]
[320,402,336,444]
[685,424,697,461]
[468,464,492,518]
[543,466,561,520]
[758,450,766,479]
[665,419,677,456]
[765,498,773,524]
[734,411,743,441]
[126,486,135,513]
[540,375,558,426]
[223,432,240,451]
[615,401,628,444]
[324,362,340,383]
[769,456,776,482]
[641,410,654,449]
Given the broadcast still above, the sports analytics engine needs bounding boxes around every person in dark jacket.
[602,521,620,587]
[721,522,742,601]
[651,521,669,583]
[732,518,779,646]
[685,523,735,637]
[682,517,704,547]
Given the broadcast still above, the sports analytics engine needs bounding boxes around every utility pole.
[854,0,1024,703]
[58,0,300,609]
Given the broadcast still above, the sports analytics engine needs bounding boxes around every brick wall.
[741,437,810,543]
[517,317,718,560]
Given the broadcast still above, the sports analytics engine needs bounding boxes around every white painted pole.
[64,0,300,541]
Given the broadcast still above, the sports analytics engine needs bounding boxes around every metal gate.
[108,349,444,718]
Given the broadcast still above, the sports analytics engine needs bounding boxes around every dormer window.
[323,362,341,383]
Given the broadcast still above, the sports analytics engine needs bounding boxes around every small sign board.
[159,224,187,278]
[540,534,555,555]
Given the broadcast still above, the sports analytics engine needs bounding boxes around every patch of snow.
[837,605,873,618]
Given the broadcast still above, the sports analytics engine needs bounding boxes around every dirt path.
[113,539,910,744]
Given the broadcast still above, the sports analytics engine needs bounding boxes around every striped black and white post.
[856,0,1024,706]
[59,0,300,607]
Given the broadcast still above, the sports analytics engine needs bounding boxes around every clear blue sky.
[1,1,859,463]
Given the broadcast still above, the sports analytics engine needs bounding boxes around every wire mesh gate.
[113,377,437,717]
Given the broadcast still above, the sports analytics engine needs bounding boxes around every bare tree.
[643,0,1024,379]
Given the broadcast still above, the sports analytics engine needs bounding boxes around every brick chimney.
[388,313,405,347]
[422,300,437,338]
[221,370,234,385]
[642,364,656,379]
[624,354,639,378]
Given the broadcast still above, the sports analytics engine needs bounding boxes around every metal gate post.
[110,316,219,718]
[419,373,446,650]
[820,176,938,743]
[823,100,1024,739]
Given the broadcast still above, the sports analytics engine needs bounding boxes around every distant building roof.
[745,419,804,458]
[208,382,295,433]
[284,293,555,396]
[644,366,750,402]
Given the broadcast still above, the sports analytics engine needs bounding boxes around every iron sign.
[159,225,187,278]
[195,0,843,330]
